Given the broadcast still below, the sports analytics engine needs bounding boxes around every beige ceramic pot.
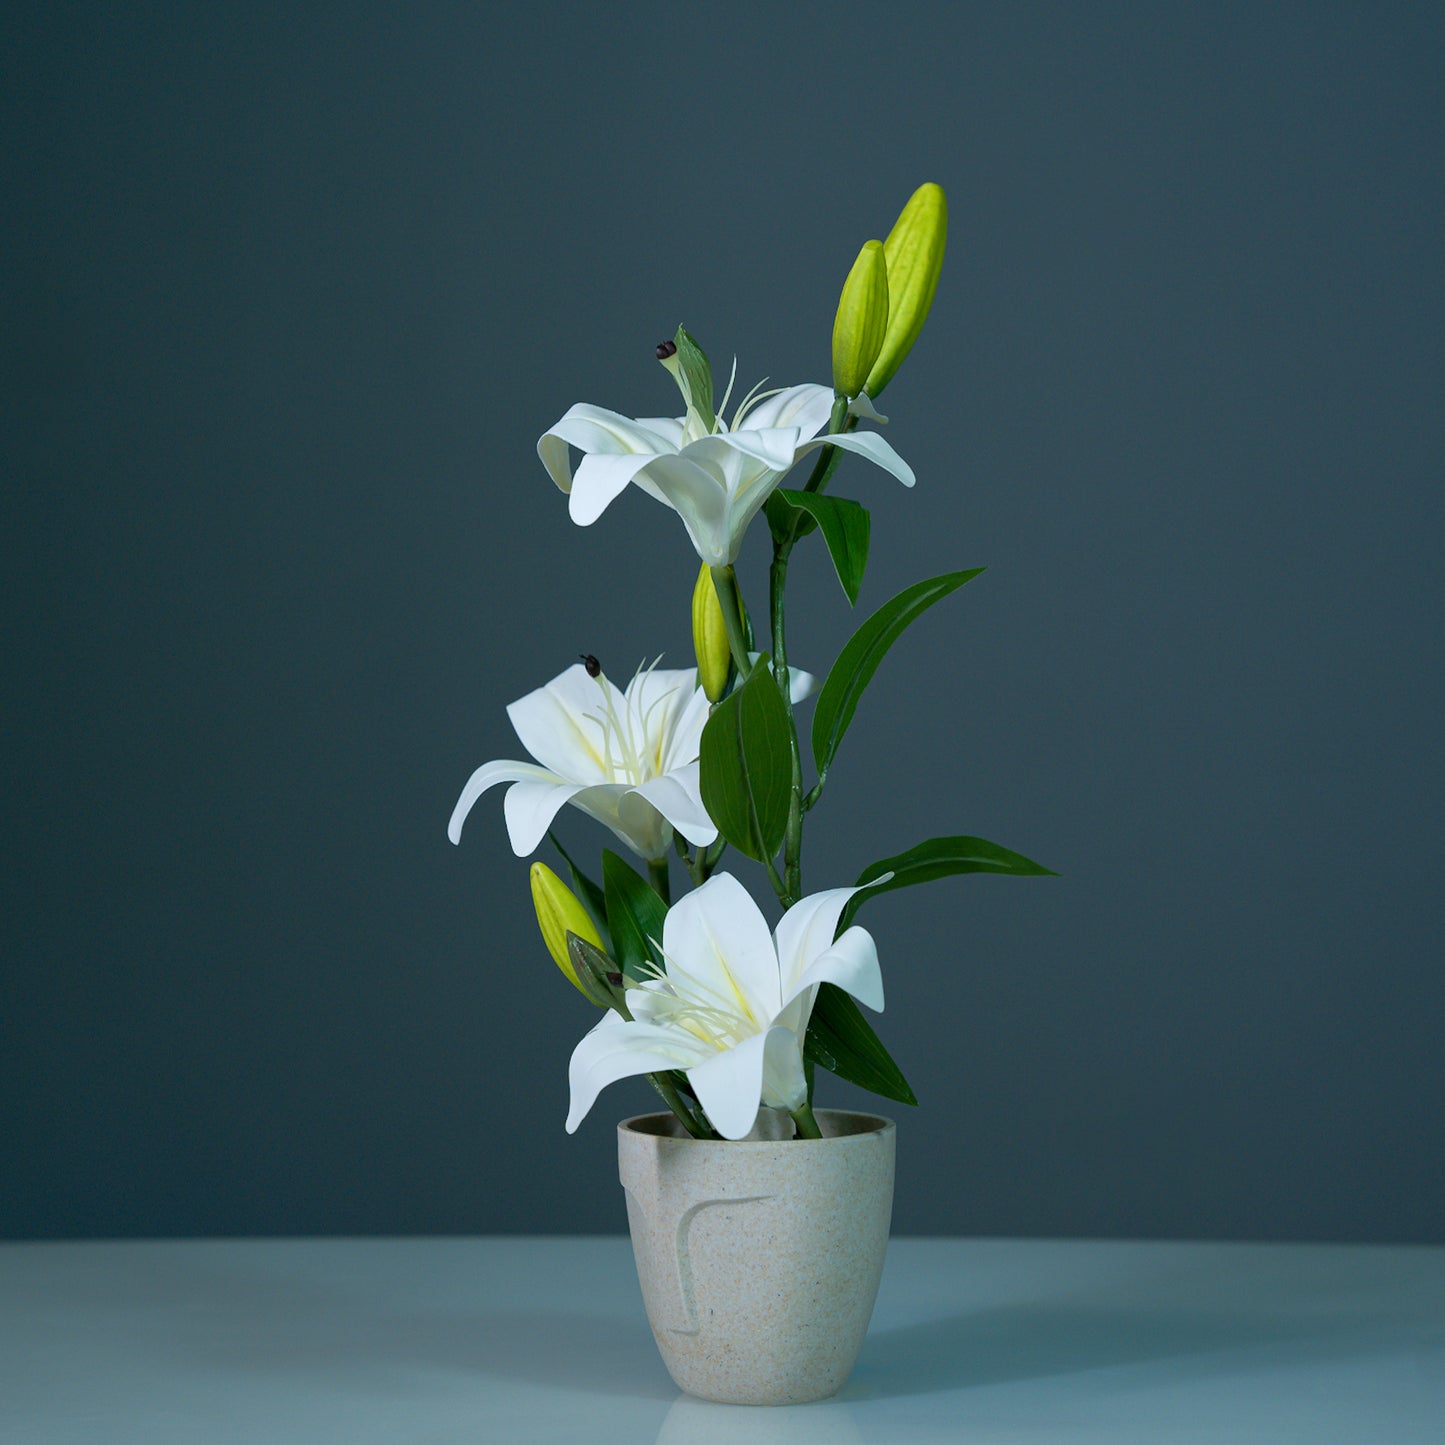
[617,1107,896,1405]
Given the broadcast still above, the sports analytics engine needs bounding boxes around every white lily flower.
[566,872,884,1139]
[537,371,915,566]
[448,659,815,862]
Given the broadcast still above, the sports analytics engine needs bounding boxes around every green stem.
[762,398,854,902]
[648,1072,713,1138]
[675,834,707,888]
[769,543,803,907]
[790,1100,824,1139]
[780,401,858,553]
[760,845,789,909]
[708,564,753,678]
[648,856,671,906]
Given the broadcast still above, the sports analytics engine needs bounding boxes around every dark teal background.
[4,3,1442,1240]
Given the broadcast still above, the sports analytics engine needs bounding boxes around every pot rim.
[618,1108,896,1144]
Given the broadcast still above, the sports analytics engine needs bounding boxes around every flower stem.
[648,1072,713,1138]
[769,543,803,907]
[648,856,671,905]
[781,400,858,552]
[764,401,856,907]
[790,1101,824,1139]
[708,564,753,679]
[760,846,789,910]
[676,834,708,888]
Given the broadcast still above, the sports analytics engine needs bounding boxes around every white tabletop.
[1,1236,1441,1443]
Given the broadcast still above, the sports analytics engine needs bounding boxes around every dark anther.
[655,340,678,360]
[580,653,601,677]
[607,972,624,988]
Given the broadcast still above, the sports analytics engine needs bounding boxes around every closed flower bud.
[865,182,947,399]
[832,239,890,398]
[567,932,630,1013]
[530,863,605,999]
[691,562,733,703]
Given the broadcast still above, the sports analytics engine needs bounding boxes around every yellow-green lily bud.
[691,562,733,703]
[530,862,605,1000]
[832,239,890,398]
[864,182,947,399]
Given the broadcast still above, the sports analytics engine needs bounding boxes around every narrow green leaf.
[769,490,871,605]
[547,830,610,946]
[811,567,985,775]
[698,657,794,862]
[764,490,817,543]
[804,983,917,1106]
[840,834,1057,930]
[673,325,714,434]
[602,850,668,981]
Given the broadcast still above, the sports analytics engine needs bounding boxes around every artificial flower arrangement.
[449,183,1051,1144]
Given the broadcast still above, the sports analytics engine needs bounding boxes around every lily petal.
[848,392,889,425]
[505,663,615,782]
[712,425,801,474]
[661,438,781,563]
[569,450,664,527]
[735,382,833,439]
[656,686,714,772]
[788,666,818,703]
[566,1013,712,1133]
[448,759,562,844]
[677,433,770,496]
[502,779,591,856]
[630,450,736,566]
[773,884,869,994]
[781,924,884,1014]
[796,429,916,488]
[747,653,818,705]
[759,1025,809,1115]
[539,404,678,491]
[634,416,686,450]
[686,1029,771,1140]
[565,782,669,860]
[663,873,784,1023]
[625,767,718,849]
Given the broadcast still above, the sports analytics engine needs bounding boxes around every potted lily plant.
[448,183,1052,1405]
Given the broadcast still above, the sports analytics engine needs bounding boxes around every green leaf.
[602,850,668,981]
[768,490,871,605]
[673,325,714,434]
[811,567,985,776]
[804,983,917,1106]
[699,657,794,862]
[840,834,1057,930]
[764,490,817,543]
[547,830,610,946]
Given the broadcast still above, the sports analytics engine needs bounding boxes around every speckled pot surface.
[618,1108,896,1405]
